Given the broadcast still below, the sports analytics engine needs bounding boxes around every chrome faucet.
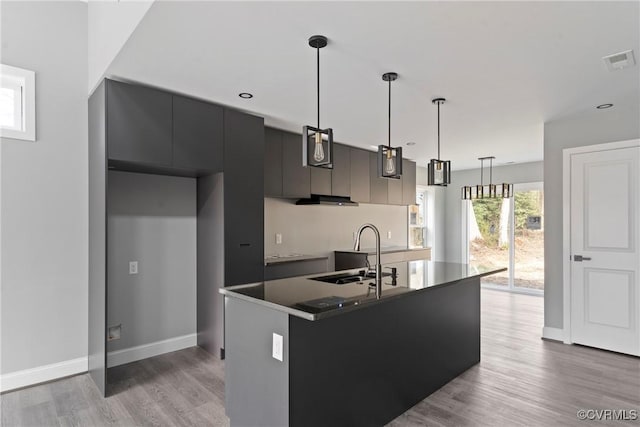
[354,223,382,299]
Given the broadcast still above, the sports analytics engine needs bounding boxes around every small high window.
[0,64,35,141]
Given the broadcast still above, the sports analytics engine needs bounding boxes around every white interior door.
[570,145,640,356]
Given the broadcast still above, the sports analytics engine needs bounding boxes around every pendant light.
[303,35,333,169]
[461,156,513,199]
[377,72,402,179]
[427,98,451,186]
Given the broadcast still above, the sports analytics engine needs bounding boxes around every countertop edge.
[220,265,507,322]
[335,247,432,255]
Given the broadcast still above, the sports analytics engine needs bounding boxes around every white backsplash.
[264,197,408,270]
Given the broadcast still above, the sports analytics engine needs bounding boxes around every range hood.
[296,194,359,206]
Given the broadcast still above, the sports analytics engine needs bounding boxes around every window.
[408,189,427,248]
[0,64,35,141]
[465,181,544,294]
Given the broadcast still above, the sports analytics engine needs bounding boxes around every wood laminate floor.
[2,289,639,426]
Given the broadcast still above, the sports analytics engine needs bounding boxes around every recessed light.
[596,103,613,109]
[406,142,416,146]
[239,92,253,99]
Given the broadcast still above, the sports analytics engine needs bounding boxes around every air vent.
[602,50,636,71]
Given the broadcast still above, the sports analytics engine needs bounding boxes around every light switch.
[272,333,283,361]
[129,261,138,275]
[387,231,392,239]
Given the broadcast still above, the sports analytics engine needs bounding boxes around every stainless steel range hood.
[295,194,359,206]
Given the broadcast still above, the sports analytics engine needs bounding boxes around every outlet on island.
[272,333,283,361]
[387,231,392,239]
[275,233,283,245]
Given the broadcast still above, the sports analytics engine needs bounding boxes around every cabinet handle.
[239,243,251,247]
[573,255,592,262]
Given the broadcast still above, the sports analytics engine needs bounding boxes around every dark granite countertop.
[220,260,505,321]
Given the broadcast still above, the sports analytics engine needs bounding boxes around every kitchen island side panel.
[225,297,289,427]
[288,277,481,427]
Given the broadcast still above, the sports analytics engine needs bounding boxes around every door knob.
[573,255,592,262]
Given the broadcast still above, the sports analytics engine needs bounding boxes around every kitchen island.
[220,260,505,427]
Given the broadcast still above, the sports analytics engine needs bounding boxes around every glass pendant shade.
[427,159,451,186]
[303,126,333,167]
[378,145,402,179]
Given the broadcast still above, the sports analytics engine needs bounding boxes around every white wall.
[88,1,154,94]
[265,198,408,270]
[416,166,446,261]
[1,2,88,376]
[442,161,544,264]
[543,104,640,330]
[107,172,196,353]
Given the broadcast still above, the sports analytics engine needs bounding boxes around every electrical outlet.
[272,333,283,361]
[387,231,392,239]
[275,233,283,245]
[108,325,121,341]
[129,261,138,275]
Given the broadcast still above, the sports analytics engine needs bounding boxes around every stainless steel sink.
[310,270,392,285]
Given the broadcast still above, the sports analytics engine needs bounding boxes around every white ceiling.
[106,1,640,170]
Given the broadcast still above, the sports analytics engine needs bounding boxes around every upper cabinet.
[107,79,172,167]
[172,95,223,173]
[369,152,389,204]
[332,144,351,198]
[264,128,283,197]
[349,147,370,203]
[263,127,416,205]
[402,159,417,205]
[105,79,222,176]
[282,131,311,198]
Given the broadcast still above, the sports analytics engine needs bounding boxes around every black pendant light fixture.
[461,156,513,199]
[303,35,333,169]
[378,72,402,179]
[428,98,451,186]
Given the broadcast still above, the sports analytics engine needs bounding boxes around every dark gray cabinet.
[311,167,332,195]
[106,79,172,166]
[224,109,265,286]
[332,144,350,197]
[172,95,223,173]
[402,159,417,205]
[369,152,388,204]
[282,131,310,198]
[264,128,283,197]
[350,148,370,203]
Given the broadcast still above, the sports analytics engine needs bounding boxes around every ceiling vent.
[602,50,636,71]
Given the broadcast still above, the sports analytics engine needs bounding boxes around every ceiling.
[106,1,640,170]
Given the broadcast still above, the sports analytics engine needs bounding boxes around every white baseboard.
[107,333,197,368]
[542,326,564,342]
[0,357,87,393]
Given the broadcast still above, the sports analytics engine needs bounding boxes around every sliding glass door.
[465,182,544,294]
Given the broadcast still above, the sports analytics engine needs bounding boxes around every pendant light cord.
[388,79,392,148]
[437,101,441,160]
[317,46,320,130]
